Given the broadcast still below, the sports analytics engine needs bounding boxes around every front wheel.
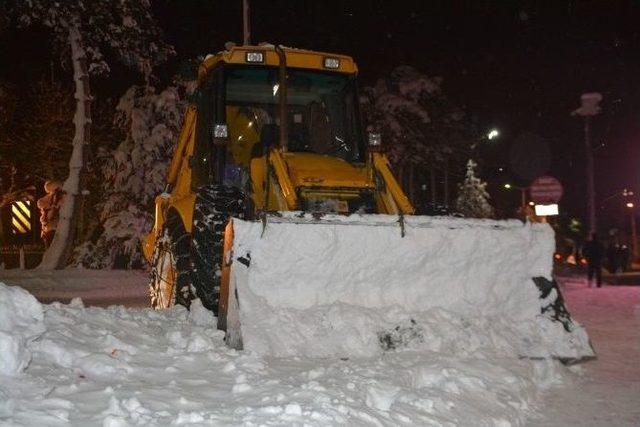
[191,185,246,314]
[149,214,193,309]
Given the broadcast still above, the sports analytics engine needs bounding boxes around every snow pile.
[229,214,593,360]
[525,283,593,361]
[0,284,45,375]
[0,283,564,425]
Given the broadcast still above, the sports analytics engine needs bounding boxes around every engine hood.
[282,153,373,189]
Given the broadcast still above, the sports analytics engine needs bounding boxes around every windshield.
[224,66,362,164]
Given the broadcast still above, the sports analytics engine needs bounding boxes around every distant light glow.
[535,204,559,216]
[487,129,500,140]
[504,183,512,189]
[272,83,279,96]
[626,202,634,208]
[528,201,535,206]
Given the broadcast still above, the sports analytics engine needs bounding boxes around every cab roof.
[197,44,358,84]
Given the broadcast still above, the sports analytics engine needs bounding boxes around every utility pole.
[242,0,251,45]
[584,115,596,235]
[572,93,602,235]
[631,209,638,259]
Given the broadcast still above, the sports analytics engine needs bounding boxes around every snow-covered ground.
[0,271,637,426]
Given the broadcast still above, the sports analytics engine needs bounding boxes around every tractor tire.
[191,185,246,314]
[149,213,193,309]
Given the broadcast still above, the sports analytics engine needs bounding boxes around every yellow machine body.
[143,45,413,263]
[143,45,595,364]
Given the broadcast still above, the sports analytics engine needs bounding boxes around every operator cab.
[190,46,366,189]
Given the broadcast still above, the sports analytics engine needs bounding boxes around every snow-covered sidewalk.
[0,269,148,307]
[526,276,640,426]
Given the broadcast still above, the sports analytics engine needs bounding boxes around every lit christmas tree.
[455,160,494,218]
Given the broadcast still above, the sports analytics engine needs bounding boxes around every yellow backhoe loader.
[143,44,594,362]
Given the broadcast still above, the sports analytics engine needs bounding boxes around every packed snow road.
[0,272,637,426]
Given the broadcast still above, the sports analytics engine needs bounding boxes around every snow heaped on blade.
[227,214,593,361]
[0,282,569,426]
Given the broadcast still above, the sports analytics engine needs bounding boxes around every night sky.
[2,0,639,230]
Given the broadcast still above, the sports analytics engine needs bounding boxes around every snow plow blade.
[223,213,594,362]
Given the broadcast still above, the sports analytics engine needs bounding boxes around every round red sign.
[529,176,563,203]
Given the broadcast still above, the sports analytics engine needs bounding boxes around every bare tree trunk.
[408,163,415,204]
[39,26,90,269]
[443,159,450,207]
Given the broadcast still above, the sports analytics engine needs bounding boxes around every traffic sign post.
[11,200,33,235]
[529,176,563,204]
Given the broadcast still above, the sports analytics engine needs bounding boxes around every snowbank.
[0,284,562,425]
[0,283,45,375]
[229,215,593,360]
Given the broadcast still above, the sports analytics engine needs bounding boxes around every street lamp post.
[572,93,602,235]
[627,202,638,259]
[504,183,527,209]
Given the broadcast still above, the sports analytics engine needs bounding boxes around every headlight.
[368,132,382,150]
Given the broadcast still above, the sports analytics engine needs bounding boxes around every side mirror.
[368,132,383,151]
[213,124,229,146]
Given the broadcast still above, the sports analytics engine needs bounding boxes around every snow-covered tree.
[0,81,17,197]
[73,83,186,268]
[361,66,472,204]
[8,1,173,269]
[455,160,494,219]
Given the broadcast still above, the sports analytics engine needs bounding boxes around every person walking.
[583,233,605,287]
[37,181,64,248]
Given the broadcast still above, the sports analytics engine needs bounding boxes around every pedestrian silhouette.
[583,233,605,287]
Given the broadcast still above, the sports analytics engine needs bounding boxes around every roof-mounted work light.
[245,51,264,63]
[323,57,340,69]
